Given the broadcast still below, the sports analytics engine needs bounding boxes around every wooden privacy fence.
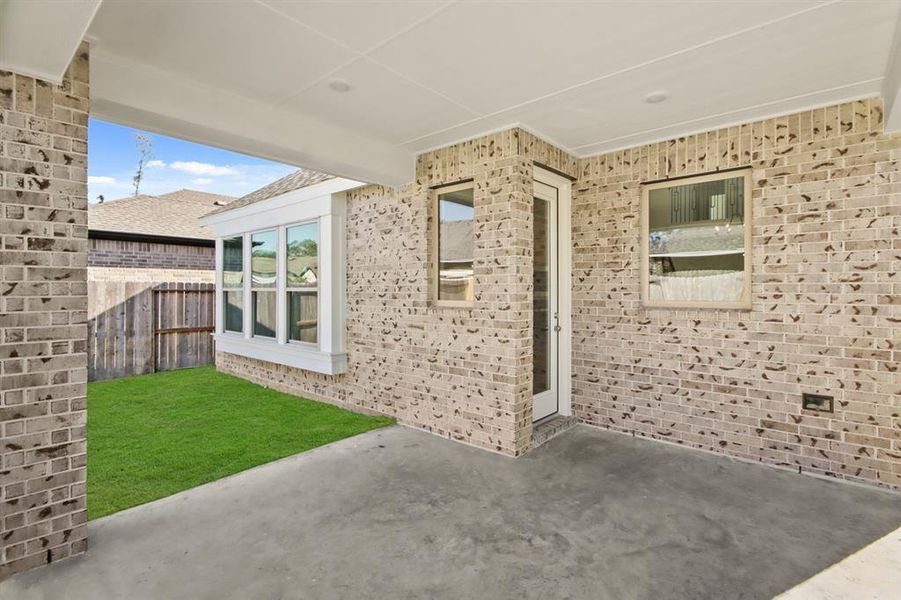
[88,281,215,381]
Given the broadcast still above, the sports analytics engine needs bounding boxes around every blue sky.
[88,119,297,203]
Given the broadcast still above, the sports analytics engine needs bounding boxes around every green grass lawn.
[87,366,393,520]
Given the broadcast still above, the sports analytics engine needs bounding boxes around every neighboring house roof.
[89,189,236,241]
[208,168,334,216]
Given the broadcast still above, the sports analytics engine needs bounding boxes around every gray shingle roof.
[89,189,236,240]
[207,168,334,216]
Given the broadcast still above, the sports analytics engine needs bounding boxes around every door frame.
[533,165,572,419]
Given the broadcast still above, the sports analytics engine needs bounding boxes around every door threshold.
[531,415,579,449]
[532,413,559,427]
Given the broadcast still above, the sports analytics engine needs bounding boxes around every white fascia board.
[201,178,363,237]
[0,0,102,85]
[89,49,414,186]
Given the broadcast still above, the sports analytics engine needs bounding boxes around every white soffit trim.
[0,0,102,84]
[89,49,414,186]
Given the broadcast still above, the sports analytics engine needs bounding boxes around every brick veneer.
[221,100,900,489]
[573,98,900,489]
[88,238,215,270]
[220,129,577,456]
[0,45,90,577]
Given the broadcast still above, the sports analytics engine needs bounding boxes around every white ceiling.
[21,0,901,183]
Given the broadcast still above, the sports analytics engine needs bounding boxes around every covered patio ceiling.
[3,0,901,185]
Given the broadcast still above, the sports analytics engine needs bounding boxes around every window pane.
[224,290,243,333]
[287,222,318,288]
[532,196,550,395]
[252,291,276,338]
[288,291,317,344]
[648,176,745,303]
[251,230,277,288]
[223,236,243,288]
[438,187,474,302]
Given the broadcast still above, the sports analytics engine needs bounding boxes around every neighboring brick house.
[88,189,235,279]
[85,189,236,380]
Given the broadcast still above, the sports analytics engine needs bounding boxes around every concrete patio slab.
[2,424,899,600]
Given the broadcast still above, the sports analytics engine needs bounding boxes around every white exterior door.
[532,179,559,422]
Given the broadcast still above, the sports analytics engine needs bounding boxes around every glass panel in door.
[532,180,558,422]
[533,196,551,395]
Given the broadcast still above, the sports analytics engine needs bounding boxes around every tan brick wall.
[0,45,90,577]
[573,98,901,489]
[218,99,898,489]
[220,129,578,456]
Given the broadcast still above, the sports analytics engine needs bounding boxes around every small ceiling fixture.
[328,79,352,93]
[644,91,668,104]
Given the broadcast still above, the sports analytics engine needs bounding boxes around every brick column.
[0,43,90,578]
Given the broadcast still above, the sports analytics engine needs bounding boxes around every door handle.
[553,312,561,333]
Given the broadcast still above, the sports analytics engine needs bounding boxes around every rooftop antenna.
[96,194,104,204]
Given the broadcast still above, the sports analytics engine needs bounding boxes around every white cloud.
[192,178,213,186]
[146,159,166,168]
[88,175,116,184]
[170,161,236,176]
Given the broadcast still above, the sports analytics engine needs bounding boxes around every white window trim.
[640,168,752,310]
[202,178,361,375]
[432,181,476,308]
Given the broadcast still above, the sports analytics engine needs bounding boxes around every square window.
[642,170,751,308]
[288,291,317,344]
[252,290,277,338]
[224,290,243,333]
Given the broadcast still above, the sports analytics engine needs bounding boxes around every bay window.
[207,179,354,375]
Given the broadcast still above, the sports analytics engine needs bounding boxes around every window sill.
[214,334,347,375]
[430,300,475,309]
[641,300,752,310]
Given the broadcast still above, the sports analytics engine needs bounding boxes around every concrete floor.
[2,425,899,600]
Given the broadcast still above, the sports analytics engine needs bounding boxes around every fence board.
[88,280,215,381]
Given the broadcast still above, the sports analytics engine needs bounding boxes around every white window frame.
[284,219,320,348]
[205,178,361,375]
[432,181,476,308]
[640,168,753,310]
